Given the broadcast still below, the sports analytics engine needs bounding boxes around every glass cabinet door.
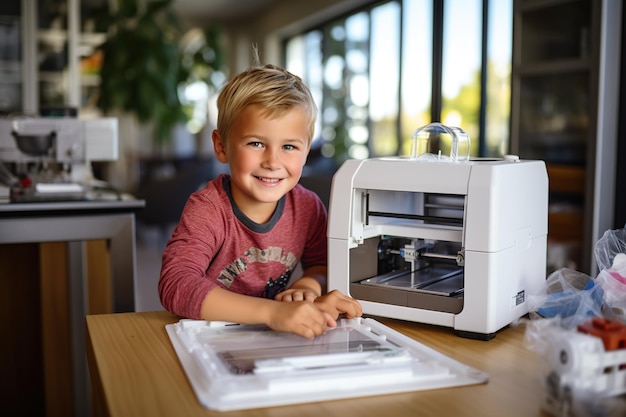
[515,0,593,166]
[511,0,600,274]
[518,71,589,165]
[37,0,75,113]
[36,0,105,116]
[0,0,104,117]
[0,2,22,115]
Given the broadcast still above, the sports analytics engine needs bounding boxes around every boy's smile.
[212,104,311,224]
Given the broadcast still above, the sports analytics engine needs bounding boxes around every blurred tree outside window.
[94,0,225,146]
[285,0,512,168]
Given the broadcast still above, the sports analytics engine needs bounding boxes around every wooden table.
[86,311,566,417]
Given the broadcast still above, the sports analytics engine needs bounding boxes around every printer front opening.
[347,191,465,314]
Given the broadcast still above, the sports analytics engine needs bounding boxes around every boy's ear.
[212,130,228,163]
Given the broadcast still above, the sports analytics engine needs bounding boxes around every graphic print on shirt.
[262,272,292,299]
[217,246,298,298]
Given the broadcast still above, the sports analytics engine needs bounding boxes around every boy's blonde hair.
[215,64,317,145]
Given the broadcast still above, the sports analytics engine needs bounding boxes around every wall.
[591,0,623,260]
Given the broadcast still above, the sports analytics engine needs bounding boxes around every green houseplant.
[94,0,224,143]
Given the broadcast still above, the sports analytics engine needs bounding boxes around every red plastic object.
[577,317,626,351]
[20,176,32,188]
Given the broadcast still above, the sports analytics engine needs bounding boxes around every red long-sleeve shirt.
[158,174,328,319]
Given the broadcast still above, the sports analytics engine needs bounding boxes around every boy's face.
[212,104,310,223]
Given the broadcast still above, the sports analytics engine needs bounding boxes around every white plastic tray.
[165,317,488,411]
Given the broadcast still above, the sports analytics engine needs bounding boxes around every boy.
[158,64,362,339]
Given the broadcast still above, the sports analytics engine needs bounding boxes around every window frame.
[282,0,511,168]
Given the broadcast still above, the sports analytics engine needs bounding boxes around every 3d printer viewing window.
[283,0,513,165]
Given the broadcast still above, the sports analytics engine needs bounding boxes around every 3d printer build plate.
[165,317,489,411]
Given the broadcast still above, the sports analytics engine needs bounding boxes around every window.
[284,0,512,167]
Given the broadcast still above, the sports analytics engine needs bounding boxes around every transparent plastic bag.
[595,255,626,320]
[594,225,626,321]
[523,226,626,416]
[594,224,626,272]
[527,267,604,330]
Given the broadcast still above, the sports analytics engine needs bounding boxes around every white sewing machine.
[0,117,118,201]
[327,124,549,340]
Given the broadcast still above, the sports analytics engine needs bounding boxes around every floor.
[134,223,172,312]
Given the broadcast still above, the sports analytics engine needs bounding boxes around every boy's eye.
[248,141,264,148]
[283,144,297,151]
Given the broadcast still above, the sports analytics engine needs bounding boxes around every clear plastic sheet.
[166,317,488,411]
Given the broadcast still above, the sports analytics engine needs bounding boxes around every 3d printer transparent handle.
[410,122,470,162]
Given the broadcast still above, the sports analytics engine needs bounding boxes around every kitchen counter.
[0,194,144,214]
[0,195,145,417]
[0,195,144,311]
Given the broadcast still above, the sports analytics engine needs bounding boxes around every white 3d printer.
[328,123,548,339]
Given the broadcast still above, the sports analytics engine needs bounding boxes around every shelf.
[518,0,591,64]
[37,29,67,50]
[39,71,65,82]
[546,164,585,194]
[519,0,586,12]
[0,59,21,71]
[80,74,100,87]
[78,32,106,57]
[516,58,590,76]
[548,211,584,241]
[80,32,105,46]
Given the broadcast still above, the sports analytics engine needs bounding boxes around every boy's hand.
[267,301,335,339]
[314,290,362,320]
[274,288,318,302]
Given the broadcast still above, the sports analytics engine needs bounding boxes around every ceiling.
[171,0,282,25]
